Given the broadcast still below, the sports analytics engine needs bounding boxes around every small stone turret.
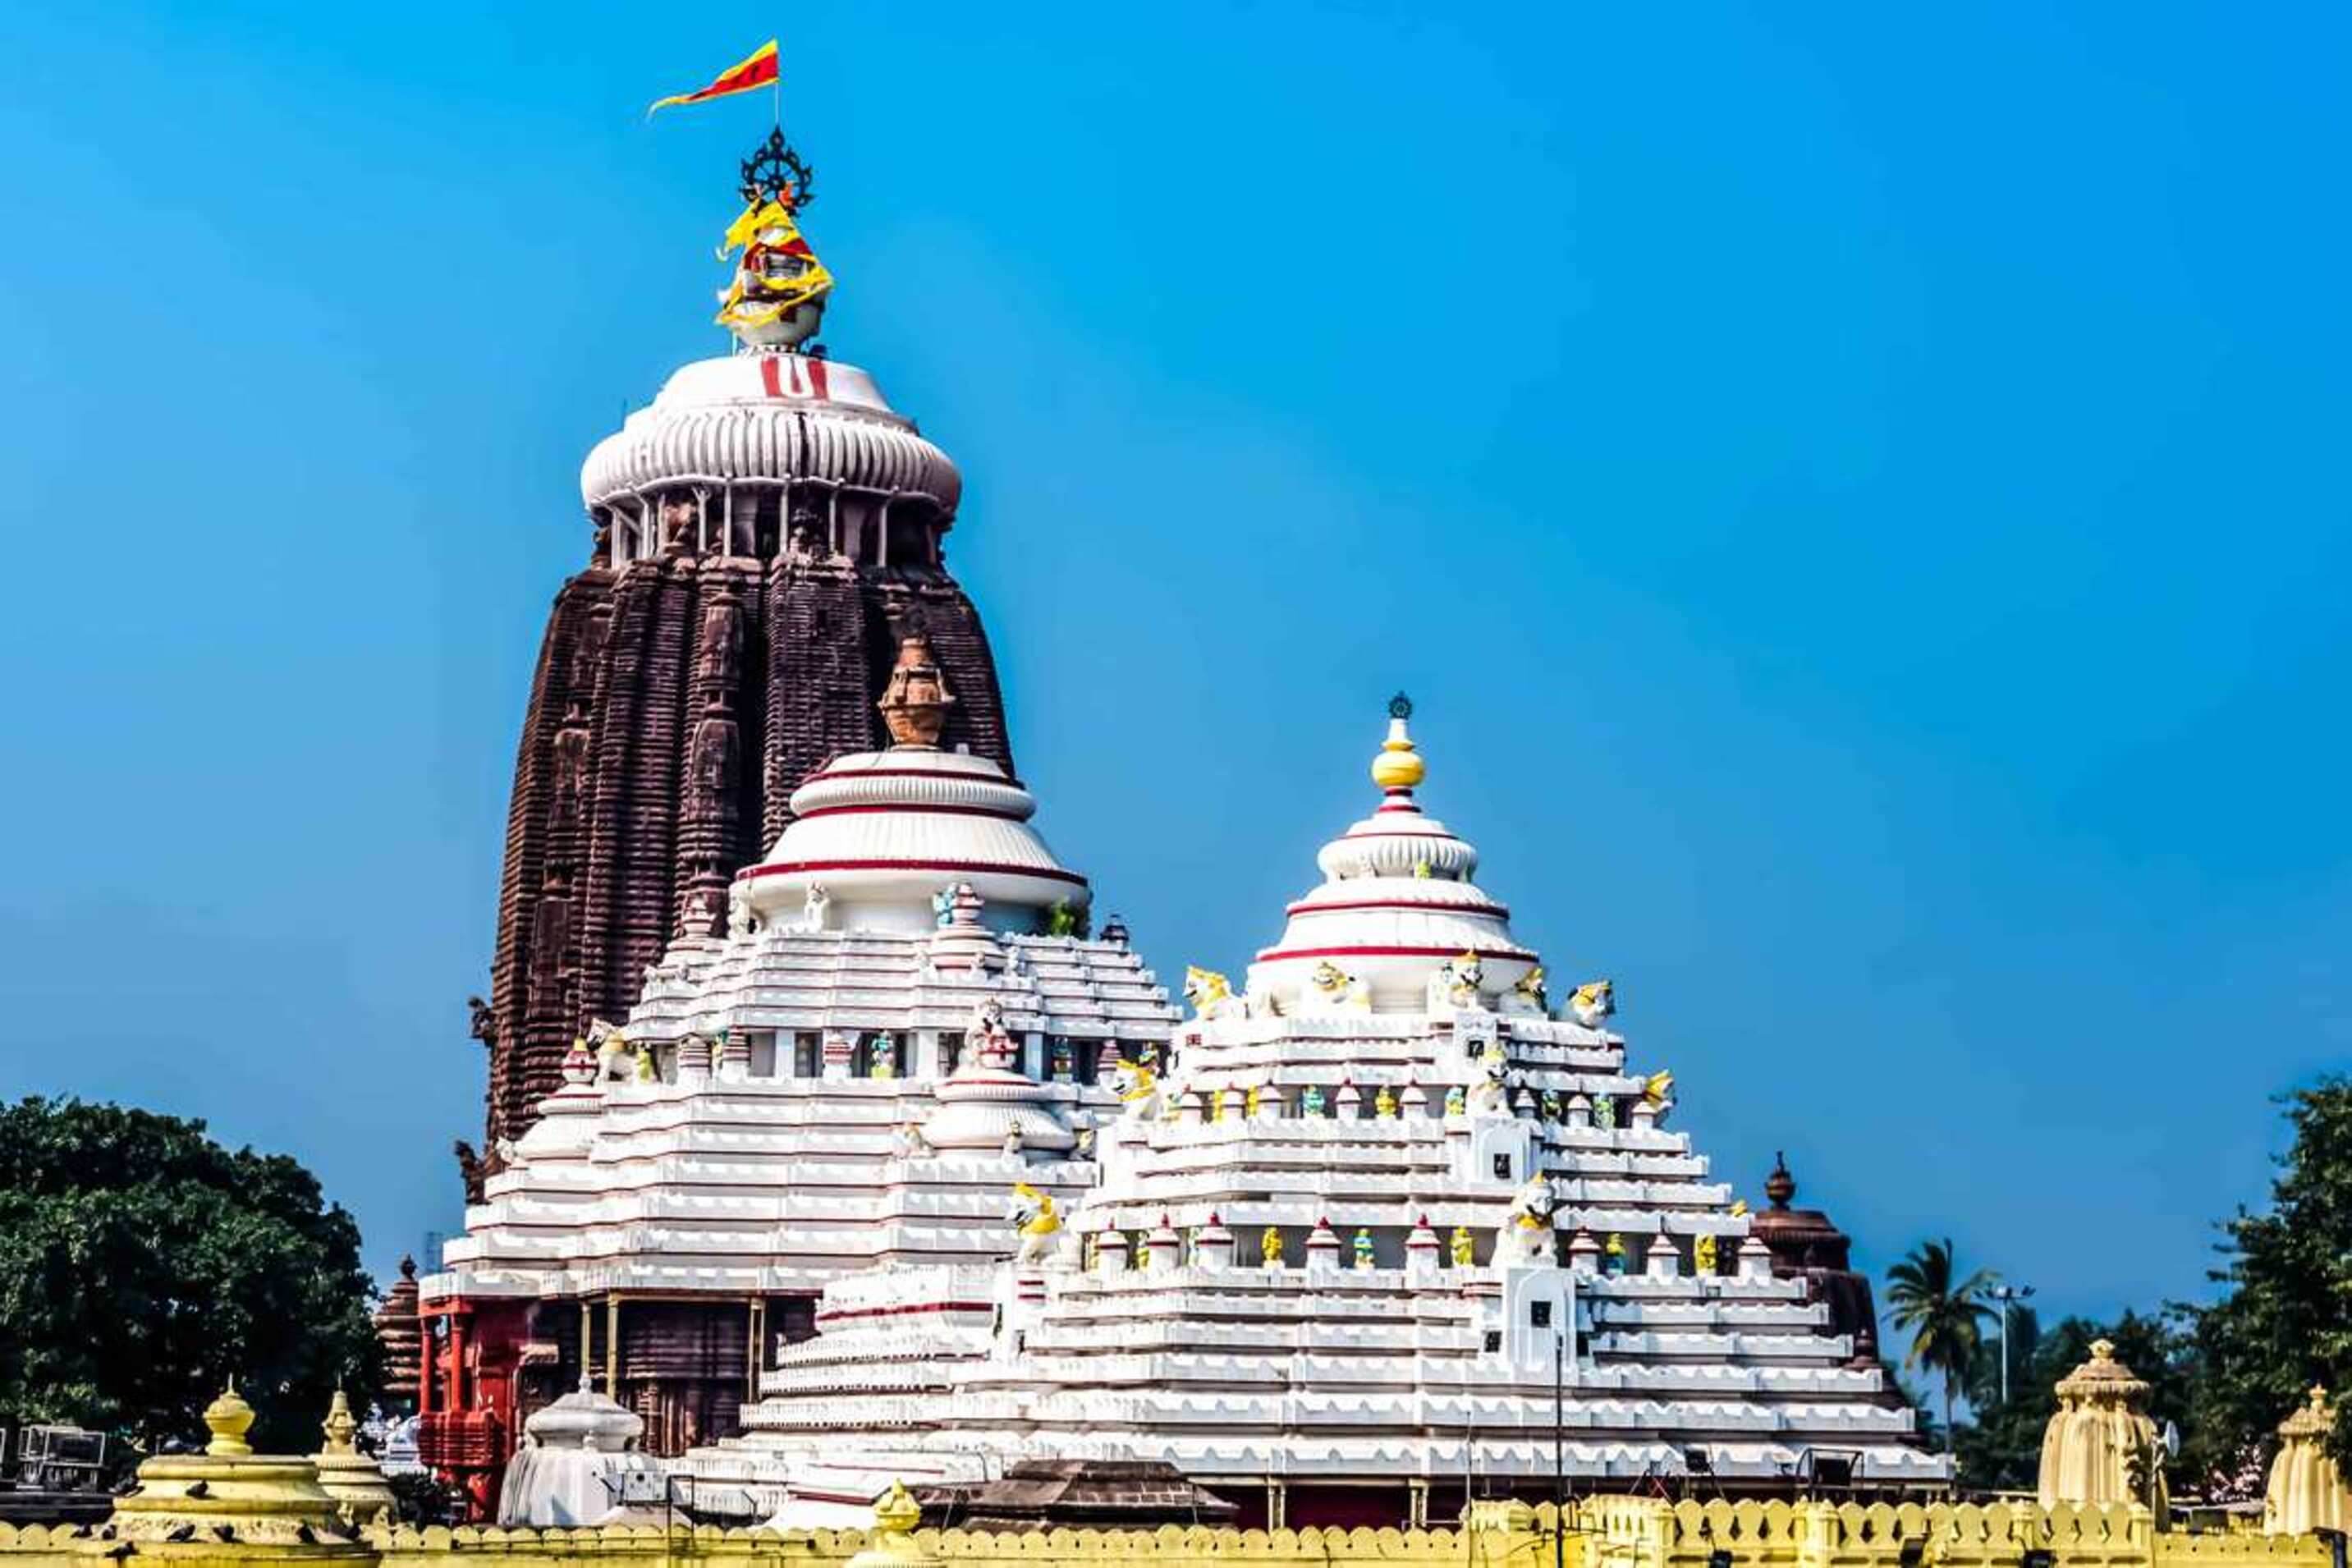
[372,1255,423,1411]
[313,1388,397,1525]
[2038,1340,2166,1511]
[2263,1386,2351,1535]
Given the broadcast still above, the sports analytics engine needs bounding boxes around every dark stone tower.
[464,135,1011,1180]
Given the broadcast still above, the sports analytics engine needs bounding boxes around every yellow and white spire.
[1248,695,1536,1012]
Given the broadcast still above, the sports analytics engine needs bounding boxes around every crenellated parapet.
[4,1497,2341,1568]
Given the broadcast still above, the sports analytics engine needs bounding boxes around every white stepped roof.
[685,709,1946,1503]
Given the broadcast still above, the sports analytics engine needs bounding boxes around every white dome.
[1249,716,1535,1011]
[580,352,961,512]
[739,748,1088,935]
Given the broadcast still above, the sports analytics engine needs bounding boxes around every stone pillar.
[447,1308,470,1411]
[603,1297,621,1394]
[1145,1217,1183,1271]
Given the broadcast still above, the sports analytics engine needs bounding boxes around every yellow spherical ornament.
[1371,745,1424,790]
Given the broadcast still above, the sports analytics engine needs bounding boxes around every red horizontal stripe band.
[814,1299,995,1324]
[739,859,1088,887]
[1255,944,1530,963]
[791,803,1027,823]
[803,765,1025,788]
[1282,896,1510,919]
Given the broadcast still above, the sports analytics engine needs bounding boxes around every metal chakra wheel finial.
[1388,691,1414,720]
[739,126,816,209]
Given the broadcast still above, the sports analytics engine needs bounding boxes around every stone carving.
[688,718,737,814]
[1466,1038,1516,1116]
[1007,1181,1061,1264]
[1569,978,1616,1029]
[1308,960,1373,1012]
[1110,1057,1162,1120]
[801,881,830,932]
[877,632,956,747]
[1429,951,1484,1011]
[1492,1176,1558,1268]
[695,598,744,687]
[1183,965,1244,1020]
[727,879,758,938]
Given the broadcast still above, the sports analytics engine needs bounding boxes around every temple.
[417,108,1937,1526]
[418,631,1179,1510]
[675,707,1943,1527]
[472,126,1016,1174]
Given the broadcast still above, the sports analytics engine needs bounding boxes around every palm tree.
[1886,1238,1999,1449]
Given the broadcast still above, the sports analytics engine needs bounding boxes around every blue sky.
[2,2,2346,1338]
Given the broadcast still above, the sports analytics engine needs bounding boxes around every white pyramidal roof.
[681,707,1947,1520]
[423,732,1174,1309]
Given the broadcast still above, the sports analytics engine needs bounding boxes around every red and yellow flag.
[648,40,780,116]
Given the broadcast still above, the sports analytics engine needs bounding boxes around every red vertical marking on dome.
[759,356,786,398]
[808,358,830,400]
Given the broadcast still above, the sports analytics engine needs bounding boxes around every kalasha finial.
[1764,1153,1796,1209]
[204,1378,256,1457]
[1371,695,1425,791]
[878,632,956,747]
[716,130,832,351]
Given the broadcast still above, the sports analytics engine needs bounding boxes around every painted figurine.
[1444,1084,1467,1117]
[1693,1232,1719,1275]
[1352,1228,1377,1269]
[1261,1226,1285,1268]
[1374,1084,1399,1120]
[1449,1225,1475,1267]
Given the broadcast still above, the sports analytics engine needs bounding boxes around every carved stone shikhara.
[481,551,1011,1153]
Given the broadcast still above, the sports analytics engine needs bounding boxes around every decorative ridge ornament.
[878,632,956,747]
[204,1378,257,1456]
[1371,694,1427,791]
[716,126,834,350]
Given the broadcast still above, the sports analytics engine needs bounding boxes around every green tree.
[2181,1077,2352,1492]
[0,1097,381,1454]
[1887,1237,1998,1450]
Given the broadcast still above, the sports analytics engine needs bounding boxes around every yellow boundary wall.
[0,1498,2330,1568]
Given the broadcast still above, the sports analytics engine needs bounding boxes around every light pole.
[1992,1284,2035,1405]
[1554,1328,1567,1568]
